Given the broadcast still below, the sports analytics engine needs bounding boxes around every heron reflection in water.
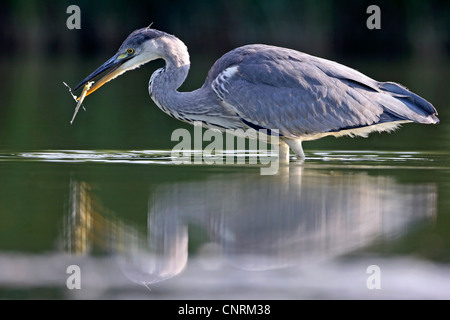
[64,166,436,285]
[71,26,438,161]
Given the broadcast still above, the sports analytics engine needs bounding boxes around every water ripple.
[0,150,174,164]
[0,149,446,168]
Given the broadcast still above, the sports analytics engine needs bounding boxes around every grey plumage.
[74,28,439,160]
[209,45,438,138]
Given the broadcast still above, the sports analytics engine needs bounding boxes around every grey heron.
[73,27,439,161]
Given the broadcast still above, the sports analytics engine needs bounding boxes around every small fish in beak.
[63,81,94,124]
[71,81,94,124]
[65,52,134,124]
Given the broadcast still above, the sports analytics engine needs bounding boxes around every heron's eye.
[127,48,135,54]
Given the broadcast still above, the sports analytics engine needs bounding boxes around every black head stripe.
[119,28,166,50]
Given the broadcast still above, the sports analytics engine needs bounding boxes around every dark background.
[2,0,449,60]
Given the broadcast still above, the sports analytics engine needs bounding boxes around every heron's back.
[205,44,438,138]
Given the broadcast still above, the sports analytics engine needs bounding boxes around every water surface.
[1,150,449,299]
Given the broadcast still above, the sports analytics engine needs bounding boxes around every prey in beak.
[65,26,165,124]
[66,50,135,124]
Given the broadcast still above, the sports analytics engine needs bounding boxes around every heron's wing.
[211,45,436,138]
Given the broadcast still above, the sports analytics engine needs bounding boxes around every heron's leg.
[283,138,305,161]
[278,140,290,163]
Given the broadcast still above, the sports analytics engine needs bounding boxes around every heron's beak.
[73,53,133,99]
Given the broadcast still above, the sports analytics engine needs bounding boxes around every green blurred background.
[0,0,448,151]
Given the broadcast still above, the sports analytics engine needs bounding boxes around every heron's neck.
[149,37,197,116]
[149,63,190,99]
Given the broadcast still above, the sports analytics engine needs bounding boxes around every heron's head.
[73,27,180,97]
